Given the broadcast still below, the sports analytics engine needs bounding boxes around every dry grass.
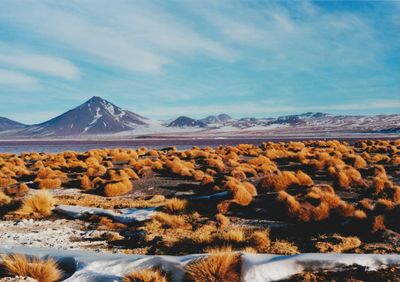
[0,191,11,205]
[55,194,166,209]
[36,178,62,189]
[184,247,241,282]
[267,240,300,255]
[15,190,55,217]
[103,177,132,197]
[314,234,362,253]
[80,175,92,190]
[152,212,190,229]
[215,213,230,227]
[259,170,313,192]
[164,198,188,212]
[201,174,214,185]
[250,230,271,252]
[371,215,386,233]
[1,254,62,282]
[218,228,245,243]
[122,267,168,282]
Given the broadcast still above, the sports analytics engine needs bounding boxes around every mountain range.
[0,96,399,138]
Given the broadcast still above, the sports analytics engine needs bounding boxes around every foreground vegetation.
[0,139,399,280]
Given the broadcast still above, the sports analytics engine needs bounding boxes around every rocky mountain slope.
[1,97,399,138]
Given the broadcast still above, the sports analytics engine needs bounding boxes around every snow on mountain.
[0,97,398,138]
[201,114,233,125]
[16,96,151,136]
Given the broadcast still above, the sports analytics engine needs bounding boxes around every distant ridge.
[0,96,399,138]
[168,116,206,128]
[0,117,26,132]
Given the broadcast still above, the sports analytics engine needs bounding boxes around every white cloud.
[0,1,236,73]
[0,69,37,87]
[188,0,383,69]
[0,51,80,80]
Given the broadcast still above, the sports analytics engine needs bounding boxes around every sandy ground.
[0,218,112,253]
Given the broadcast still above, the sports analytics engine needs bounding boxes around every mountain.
[201,114,232,124]
[0,97,399,138]
[0,117,26,132]
[18,96,150,136]
[167,116,206,128]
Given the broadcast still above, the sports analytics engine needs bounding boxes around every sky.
[0,0,399,124]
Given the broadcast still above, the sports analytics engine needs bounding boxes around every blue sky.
[0,0,399,124]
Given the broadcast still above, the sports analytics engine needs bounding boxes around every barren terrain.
[0,139,400,281]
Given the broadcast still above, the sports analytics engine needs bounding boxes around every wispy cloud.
[0,69,37,87]
[0,0,398,119]
[0,49,80,80]
[0,1,236,73]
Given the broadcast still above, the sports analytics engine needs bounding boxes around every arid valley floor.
[1,139,400,281]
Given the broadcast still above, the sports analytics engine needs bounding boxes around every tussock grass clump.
[371,215,386,233]
[217,228,245,243]
[122,267,169,282]
[1,254,62,282]
[250,230,271,252]
[0,190,11,205]
[80,175,93,190]
[152,212,190,229]
[0,177,18,187]
[201,174,214,185]
[328,165,365,189]
[184,247,241,282]
[165,158,195,177]
[314,234,362,253]
[86,164,107,177]
[164,198,188,212]
[111,151,131,162]
[193,170,204,181]
[276,185,356,222]
[259,170,313,192]
[103,177,132,197]
[36,178,62,189]
[16,190,55,217]
[222,178,257,206]
[215,213,230,227]
[205,158,226,172]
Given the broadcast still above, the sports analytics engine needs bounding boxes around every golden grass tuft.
[1,254,62,282]
[103,177,132,197]
[152,212,190,229]
[201,174,214,185]
[0,177,18,187]
[16,190,55,217]
[80,175,93,190]
[164,197,188,212]
[122,267,168,282]
[314,234,362,253]
[250,230,271,252]
[18,183,30,193]
[371,215,386,233]
[215,213,230,227]
[268,240,300,255]
[0,190,11,205]
[36,178,62,190]
[184,247,241,282]
[259,170,313,192]
[216,200,232,214]
[218,228,245,243]
[193,170,204,181]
